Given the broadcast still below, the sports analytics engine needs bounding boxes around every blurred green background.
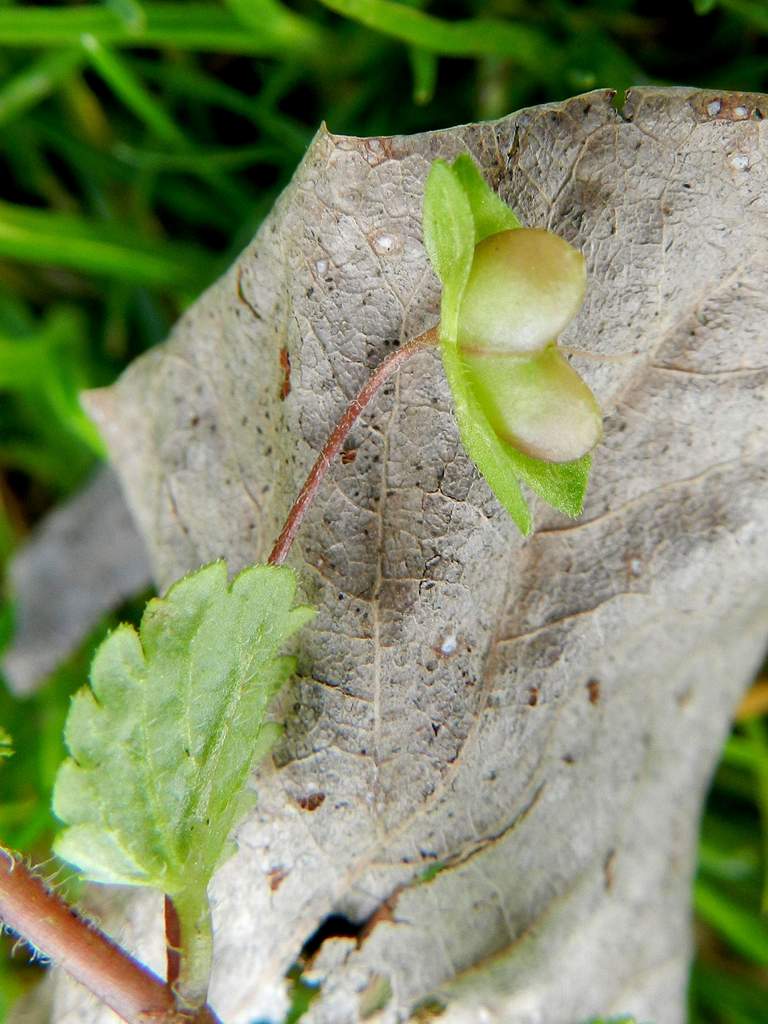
[0,1,767,1021]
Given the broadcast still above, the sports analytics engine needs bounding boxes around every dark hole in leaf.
[300,913,361,961]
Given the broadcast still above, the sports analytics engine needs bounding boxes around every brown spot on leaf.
[587,679,601,705]
[297,792,325,811]
[358,892,399,944]
[279,347,291,400]
[676,687,692,709]
[528,686,539,707]
[604,849,616,891]
[267,867,288,891]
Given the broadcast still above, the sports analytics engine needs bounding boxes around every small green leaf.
[53,561,314,1000]
[422,159,474,343]
[450,154,521,242]
[505,447,591,520]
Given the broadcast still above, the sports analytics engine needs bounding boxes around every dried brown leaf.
[62,88,768,1024]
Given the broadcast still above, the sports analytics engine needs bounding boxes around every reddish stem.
[0,849,220,1024]
[165,894,182,989]
[268,324,439,566]
[0,325,440,1024]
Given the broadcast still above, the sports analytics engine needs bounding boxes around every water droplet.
[730,153,749,171]
[734,105,749,119]
[629,558,642,577]
[372,233,397,255]
[315,258,328,275]
[707,99,721,117]
[440,634,457,656]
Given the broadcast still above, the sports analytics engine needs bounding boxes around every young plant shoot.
[52,563,314,1010]
[423,154,602,534]
[3,152,605,1023]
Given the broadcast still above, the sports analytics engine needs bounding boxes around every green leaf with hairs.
[53,561,314,1001]
[505,447,591,520]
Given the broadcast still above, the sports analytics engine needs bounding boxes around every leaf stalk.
[0,848,221,1024]
[268,323,439,566]
[168,889,215,1010]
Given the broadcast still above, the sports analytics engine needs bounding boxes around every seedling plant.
[0,157,605,1023]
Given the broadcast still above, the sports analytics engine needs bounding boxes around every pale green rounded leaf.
[461,345,602,463]
[441,340,532,534]
[457,228,586,356]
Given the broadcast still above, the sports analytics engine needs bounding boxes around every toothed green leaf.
[53,561,314,896]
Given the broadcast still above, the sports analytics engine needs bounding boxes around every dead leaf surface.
[61,88,768,1024]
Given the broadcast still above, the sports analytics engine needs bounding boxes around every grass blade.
[0,49,85,129]
[316,0,549,67]
[0,201,211,288]
[695,878,768,965]
[0,3,323,56]
[82,35,185,143]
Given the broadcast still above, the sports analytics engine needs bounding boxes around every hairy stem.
[268,324,439,565]
[0,848,220,1024]
[170,888,215,1010]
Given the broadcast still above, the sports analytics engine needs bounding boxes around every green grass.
[0,2,767,1021]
